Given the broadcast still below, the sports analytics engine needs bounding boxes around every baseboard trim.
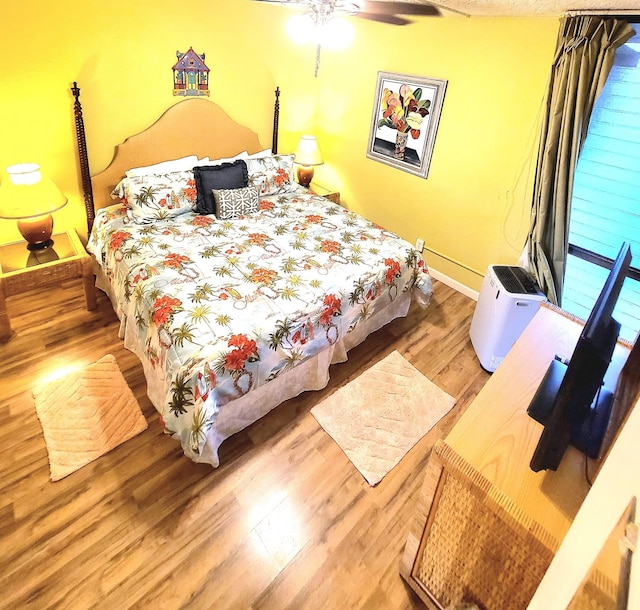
[430,268,479,301]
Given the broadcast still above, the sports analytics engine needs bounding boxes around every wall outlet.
[415,238,425,252]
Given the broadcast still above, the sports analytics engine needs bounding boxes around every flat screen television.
[527,242,632,472]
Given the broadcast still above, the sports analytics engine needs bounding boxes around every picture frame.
[366,71,447,179]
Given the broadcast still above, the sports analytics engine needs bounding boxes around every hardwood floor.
[0,277,490,609]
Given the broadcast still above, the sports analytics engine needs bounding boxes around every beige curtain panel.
[526,16,635,305]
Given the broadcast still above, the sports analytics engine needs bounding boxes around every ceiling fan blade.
[252,0,309,8]
[357,1,441,17]
[356,12,413,25]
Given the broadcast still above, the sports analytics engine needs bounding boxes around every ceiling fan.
[254,0,447,75]
[254,0,443,25]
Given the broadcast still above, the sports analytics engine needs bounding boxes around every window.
[564,28,640,344]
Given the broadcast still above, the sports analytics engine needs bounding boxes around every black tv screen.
[527,242,632,472]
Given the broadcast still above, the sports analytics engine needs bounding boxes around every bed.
[72,83,434,467]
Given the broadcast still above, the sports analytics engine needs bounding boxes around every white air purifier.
[470,265,546,372]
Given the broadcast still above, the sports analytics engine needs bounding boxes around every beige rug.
[33,354,147,481]
[311,350,456,486]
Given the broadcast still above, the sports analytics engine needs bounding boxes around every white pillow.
[199,151,250,166]
[246,148,272,160]
[125,155,198,178]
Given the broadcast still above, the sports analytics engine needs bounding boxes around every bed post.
[272,86,280,154]
[71,82,95,233]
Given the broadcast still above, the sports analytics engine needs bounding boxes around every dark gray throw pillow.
[193,160,249,214]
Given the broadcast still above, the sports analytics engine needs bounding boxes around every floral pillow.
[212,186,259,220]
[111,170,197,223]
[246,154,297,196]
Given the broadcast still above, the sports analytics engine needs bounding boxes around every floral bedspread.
[88,192,433,462]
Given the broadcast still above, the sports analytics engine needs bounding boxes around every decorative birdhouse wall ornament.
[172,47,210,96]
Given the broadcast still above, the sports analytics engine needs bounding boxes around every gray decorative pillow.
[212,186,259,219]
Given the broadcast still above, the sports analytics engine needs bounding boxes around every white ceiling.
[420,0,640,17]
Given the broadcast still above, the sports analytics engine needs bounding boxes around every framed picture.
[366,71,447,179]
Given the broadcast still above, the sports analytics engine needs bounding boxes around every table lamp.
[0,163,67,250]
[294,135,324,187]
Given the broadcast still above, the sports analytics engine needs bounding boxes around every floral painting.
[367,72,447,179]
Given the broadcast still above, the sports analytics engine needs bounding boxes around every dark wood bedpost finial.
[71,81,95,233]
[272,86,280,154]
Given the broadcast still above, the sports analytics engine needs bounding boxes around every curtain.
[525,16,634,306]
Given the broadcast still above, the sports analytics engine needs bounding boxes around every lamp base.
[26,239,54,251]
[17,214,54,250]
[297,166,315,188]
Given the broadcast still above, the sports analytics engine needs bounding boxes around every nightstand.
[308,183,341,205]
[0,229,96,341]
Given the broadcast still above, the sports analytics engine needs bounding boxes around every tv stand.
[400,303,632,609]
[527,357,615,459]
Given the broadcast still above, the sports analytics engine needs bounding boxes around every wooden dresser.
[401,303,633,609]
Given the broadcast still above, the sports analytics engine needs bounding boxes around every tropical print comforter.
[88,191,433,463]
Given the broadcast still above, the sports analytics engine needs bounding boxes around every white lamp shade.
[0,163,67,220]
[294,135,324,167]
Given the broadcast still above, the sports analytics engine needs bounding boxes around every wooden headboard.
[71,82,281,231]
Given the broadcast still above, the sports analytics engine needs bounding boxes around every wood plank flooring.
[0,277,489,609]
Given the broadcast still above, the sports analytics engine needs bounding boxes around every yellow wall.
[312,16,559,290]
[0,0,559,292]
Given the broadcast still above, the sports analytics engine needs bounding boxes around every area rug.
[311,350,456,486]
[33,354,147,481]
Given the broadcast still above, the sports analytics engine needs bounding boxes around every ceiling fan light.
[287,13,316,44]
[319,17,353,49]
